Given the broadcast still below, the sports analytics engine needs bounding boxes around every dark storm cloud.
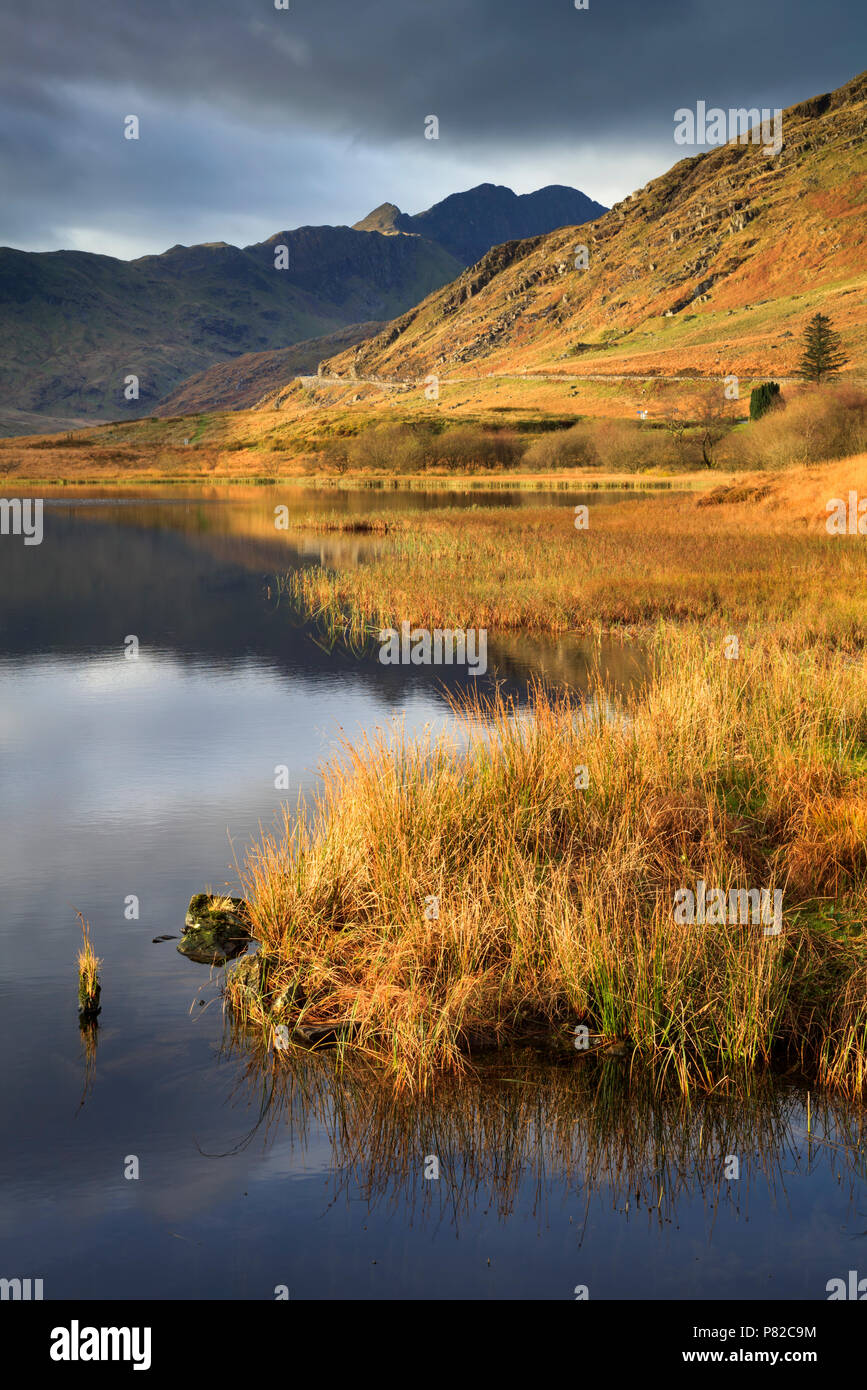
[0,0,863,255]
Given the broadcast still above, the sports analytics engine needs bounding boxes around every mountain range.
[5,69,865,454]
[0,183,606,432]
[352,184,606,265]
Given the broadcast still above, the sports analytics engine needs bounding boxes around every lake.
[0,486,864,1300]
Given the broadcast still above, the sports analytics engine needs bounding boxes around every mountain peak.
[403,183,608,265]
[353,202,404,234]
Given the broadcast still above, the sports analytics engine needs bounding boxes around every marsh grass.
[209,894,243,915]
[284,462,867,649]
[76,912,101,1018]
[300,516,391,534]
[225,628,867,1093]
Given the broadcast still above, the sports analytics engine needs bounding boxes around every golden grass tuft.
[76,912,101,1015]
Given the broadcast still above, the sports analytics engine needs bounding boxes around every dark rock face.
[395,183,608,267]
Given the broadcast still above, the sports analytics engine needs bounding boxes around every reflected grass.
[218,1033,867,1231]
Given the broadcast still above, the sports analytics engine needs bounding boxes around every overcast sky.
[0,0,863,259]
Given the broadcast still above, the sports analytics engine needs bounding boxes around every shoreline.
[12,468,743,493]
[221,459,866,1091]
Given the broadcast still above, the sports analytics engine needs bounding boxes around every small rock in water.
[152,935,176,943]
[178,892,252,965]
[185,892,249,930]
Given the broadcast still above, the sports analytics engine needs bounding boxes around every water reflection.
[2,494,651,699]
[41,484,659,581]
[77,1019,99,1114]
[220,1035,867,1240]
[2,486,862,1300]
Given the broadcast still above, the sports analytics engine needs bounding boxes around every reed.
[76,912,102,1020]
[218,1038,867,1227]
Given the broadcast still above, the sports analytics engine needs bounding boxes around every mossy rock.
[226,951,267,1001]
[185,893,249,929]
[178,893,252,965]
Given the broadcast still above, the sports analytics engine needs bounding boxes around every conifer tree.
[749,382,781,420]
[799,313,849,383]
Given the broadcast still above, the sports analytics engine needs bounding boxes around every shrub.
[320,424,523,474]
[349,424,429,473]
[592,420,697,472]
[522,422,600,469]
[727,386,867,469]
[320,425,426,473]
[426,427,523,471]
[521,419,708,473]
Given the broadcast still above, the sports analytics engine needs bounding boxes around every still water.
[0,487,863,1300]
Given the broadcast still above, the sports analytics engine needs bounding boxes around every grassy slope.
[315,72,867,387]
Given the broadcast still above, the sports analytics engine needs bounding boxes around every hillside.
[0,182,605,431]
[0,229,460,425]
[151,321,385,417]
[317,72,867,390]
